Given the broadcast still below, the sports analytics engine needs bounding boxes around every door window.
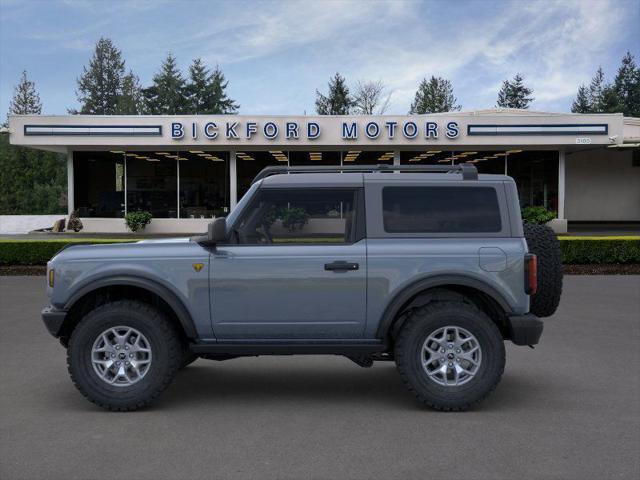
[234,189,358,245]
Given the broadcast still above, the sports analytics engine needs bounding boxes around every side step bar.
[190,339,387,356]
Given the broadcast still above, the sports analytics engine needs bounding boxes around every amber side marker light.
[48,269,55,288]
[524,254,537,295]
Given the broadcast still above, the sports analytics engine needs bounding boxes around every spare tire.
[524,224,563,317]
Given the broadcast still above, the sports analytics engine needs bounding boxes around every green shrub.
[558,236,640,264]
[1,236,638,266]
[125,211,152,232]
[522,206,556,224]
[0,239,138,265]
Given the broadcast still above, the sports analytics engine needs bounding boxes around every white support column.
[229,150,237,211]
[123,155,127,216]
[66,149,74,216]
[176,158,180,219]
[393,150,400,172]
[558,149,566,220]
[549,148,568,234]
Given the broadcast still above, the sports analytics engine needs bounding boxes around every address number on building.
[576,137,592,144]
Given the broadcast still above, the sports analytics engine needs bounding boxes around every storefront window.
[289,150,341,166]
[73,151,125,217]
[343,150,394,165]
[126,152,177,218]
[401,150,506,174]
[507,151,558,211]
[237,151,286,200]
[178,151,229,218]
[400,149,558,211]
[401,150,457,166]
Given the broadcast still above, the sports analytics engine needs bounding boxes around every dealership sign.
[170,120,461,141]
[16,115,614,147]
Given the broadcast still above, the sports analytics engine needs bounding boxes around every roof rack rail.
[252,163,478,184]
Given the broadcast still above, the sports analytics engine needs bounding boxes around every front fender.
[63,273,198,339]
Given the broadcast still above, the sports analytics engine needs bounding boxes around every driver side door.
[210,187,367,339]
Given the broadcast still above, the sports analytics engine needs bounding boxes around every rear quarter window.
[382,186,502,233]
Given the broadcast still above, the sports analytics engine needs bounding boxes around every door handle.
[324,261,359,272]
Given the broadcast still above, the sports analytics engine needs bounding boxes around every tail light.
[524,254,537,295]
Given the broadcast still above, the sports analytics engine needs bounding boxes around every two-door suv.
[42,164,562,411]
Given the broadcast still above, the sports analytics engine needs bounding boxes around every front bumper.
[507,314,543,346]
[42,305,67,338]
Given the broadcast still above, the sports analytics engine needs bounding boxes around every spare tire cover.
[524,224,563,318]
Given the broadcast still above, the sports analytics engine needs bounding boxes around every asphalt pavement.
[0,275,639,480]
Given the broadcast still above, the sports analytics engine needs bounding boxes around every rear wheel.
[395,301,505,411]
[67,300,182,411]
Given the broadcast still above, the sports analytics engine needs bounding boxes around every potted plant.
[125,211,153,232]
[521,206,556,225]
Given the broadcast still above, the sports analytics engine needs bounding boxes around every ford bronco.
[42,164,562,411]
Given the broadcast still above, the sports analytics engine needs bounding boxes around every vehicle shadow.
[152,359,543,412]
[160,360,413,409]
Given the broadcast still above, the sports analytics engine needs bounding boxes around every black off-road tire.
[395,301,505,411]
[67,300,182,411]
[524,223,563,317]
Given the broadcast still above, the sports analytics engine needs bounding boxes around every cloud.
[1,0,637,115]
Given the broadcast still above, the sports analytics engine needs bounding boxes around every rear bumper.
[42,305,67,338]
[508,314,543,346]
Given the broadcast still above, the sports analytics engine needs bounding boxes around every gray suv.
[42,164,562,411]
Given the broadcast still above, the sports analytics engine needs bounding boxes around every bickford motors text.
[171,120,460,141]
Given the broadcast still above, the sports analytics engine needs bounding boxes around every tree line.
[314,52,638,116]
[570,52,640,116]
[71,37,239,115]
[4,36,639,119]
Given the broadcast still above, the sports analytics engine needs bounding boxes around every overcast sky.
[1,0,638,117]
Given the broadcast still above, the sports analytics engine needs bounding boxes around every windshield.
[224,181,261,233]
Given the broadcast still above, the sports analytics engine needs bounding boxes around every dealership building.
[7,109,640,234]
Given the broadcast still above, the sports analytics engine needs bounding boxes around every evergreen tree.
[496,73,534,109]
[600,84,623,113]
[571,85,591,113]
[207,65,239,114]
[143,53,188,114]
[572,56,640,115]
[409,76,460,114]
[186,58,209,114]
[75,37,126,114]
[9,70,42,116]
[613,51,640,117]
[587,67,607,112]
[315,73,353,115]
[116,71,144,114]
[1,72,66,214]
[0,135,67,214]
[185,59,239,114]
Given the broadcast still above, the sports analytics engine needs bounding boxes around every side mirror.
[208,217,227,244]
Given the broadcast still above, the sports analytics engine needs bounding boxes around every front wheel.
[395,301,505,411]
[67,300,182,411]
